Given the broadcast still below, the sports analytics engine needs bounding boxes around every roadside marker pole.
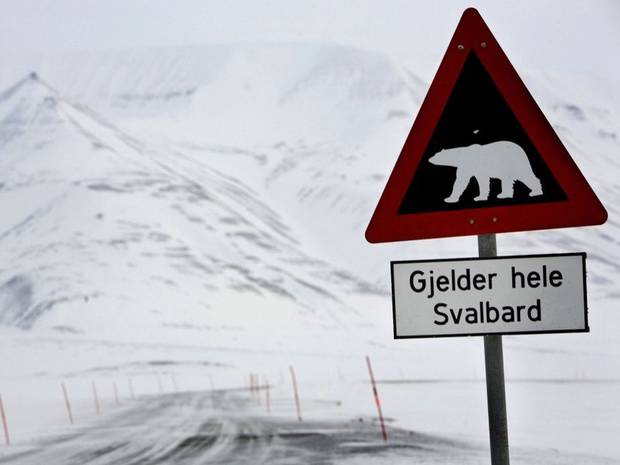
[113,382,120,406]
[170,374,179,393]
[256,374,261,405]
[157,374,163,394]
[61,382,74,425]
[92,381,101,415]
[128,378,135,400]
[365,356,387,442]
[0,395,10,445]
[289,366,302,422]
[209,375,215,390]
[265,377,271,414]
[479,234,510,465]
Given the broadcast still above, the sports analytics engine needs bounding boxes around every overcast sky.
[1,0,619,79]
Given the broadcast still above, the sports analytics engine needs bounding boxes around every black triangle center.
[398,51,567,214]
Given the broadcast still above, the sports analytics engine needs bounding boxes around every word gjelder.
[409,268,497,299]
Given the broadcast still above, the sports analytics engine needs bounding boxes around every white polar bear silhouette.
[428,141,543,203]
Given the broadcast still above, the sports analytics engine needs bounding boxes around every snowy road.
[0,389,615,465]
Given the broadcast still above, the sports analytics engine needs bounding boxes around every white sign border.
[390,252,588,339]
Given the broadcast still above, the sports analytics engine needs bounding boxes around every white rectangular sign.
[391,253,587,338]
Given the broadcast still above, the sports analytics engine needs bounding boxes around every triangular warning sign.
[366,8,607,243]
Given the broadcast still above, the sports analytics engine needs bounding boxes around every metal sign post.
[364,8,606,465]
[479,234,509,465]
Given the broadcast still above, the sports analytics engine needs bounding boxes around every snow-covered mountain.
[0,66,383,337]
[0,41,618,368]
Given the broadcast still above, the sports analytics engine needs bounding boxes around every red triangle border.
[366,8,607,243]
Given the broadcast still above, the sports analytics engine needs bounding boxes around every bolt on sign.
[392,253,587,338]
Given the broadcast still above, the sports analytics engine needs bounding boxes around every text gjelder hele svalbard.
[408,266,563,325]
